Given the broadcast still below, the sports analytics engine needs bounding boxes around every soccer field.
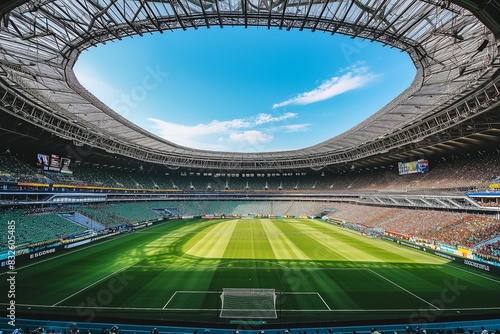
[3,218,500,326]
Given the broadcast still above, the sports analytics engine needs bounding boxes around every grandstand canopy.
[0,0,499,171]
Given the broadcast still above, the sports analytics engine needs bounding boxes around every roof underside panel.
[0,0,499,171]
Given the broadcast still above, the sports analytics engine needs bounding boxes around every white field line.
[280,291,331,310]
[367,269,440,310]
[52,266,130,306]
[280,292,322,295]
[316,292,332,311]
[162,290,221,310]
[163,291,178,309]
[444,262,500,284]
[176,290,219,293]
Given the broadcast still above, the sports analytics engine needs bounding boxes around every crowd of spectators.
[76,203,160,228]
[421,215,500,249]
[1,149,499,193]
[328,203,500,263]
[0,207,87,250]
[476,240,500,260]
[0,155,53,184]
[472,198,500,207]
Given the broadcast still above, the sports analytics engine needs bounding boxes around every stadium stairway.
[59,212,106,232]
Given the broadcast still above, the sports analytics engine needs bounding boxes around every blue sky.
[74,27,415,153]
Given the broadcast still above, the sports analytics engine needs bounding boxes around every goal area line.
[162,290,332,312]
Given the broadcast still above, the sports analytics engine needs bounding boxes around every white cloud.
[282,124,311,132]
[255,112,297,124]
[147,111,305,151]
[148,117,270,150]
[229,131,273,145]
[272,65,377,108]
[148,117,251,137]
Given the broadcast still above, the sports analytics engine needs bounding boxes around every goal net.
[219,288,277,319]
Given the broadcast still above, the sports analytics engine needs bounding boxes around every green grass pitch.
[3,218,500,325]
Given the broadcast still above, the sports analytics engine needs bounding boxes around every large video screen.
[36,153,72,173]
[60,157,72,174]
[398,159,429,175]
[416,159,429,173]
[36,154,50,170]
[49,154,61,171]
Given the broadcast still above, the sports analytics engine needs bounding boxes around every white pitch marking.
[163,291,178,309]
[368,269,440,310]
[52,266,129,306]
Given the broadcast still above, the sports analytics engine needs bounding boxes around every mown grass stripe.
[182,219,238,258]
[221,220,275,259]
[260,219,309,260]
[269,219,351,263]
[291,220,382,262]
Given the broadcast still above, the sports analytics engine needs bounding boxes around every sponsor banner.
[382,235,500,275]
[15,248,30,256]
[434,251,456,261]
[0,250,8,261]
[64,239,91,249]
[67,231,93,239]
[463,259,491,272]
[400,240,423,250]
[29,247,57,259]
[17,182,50,187]
[91,231,120,242]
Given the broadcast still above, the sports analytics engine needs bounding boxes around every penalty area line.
[163,291,178,309]
[163,290,218,309]
[52,266,130,307]
[176,290,219,294]
[367,269,440,310]
[316,292,332,311]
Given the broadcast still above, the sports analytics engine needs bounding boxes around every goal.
[219,288,277,319]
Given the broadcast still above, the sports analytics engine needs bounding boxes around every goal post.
[219,288,277,319]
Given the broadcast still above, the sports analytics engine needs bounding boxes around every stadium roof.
[0,0,499,171]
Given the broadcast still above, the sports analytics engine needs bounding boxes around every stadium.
[1,0,500,333]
